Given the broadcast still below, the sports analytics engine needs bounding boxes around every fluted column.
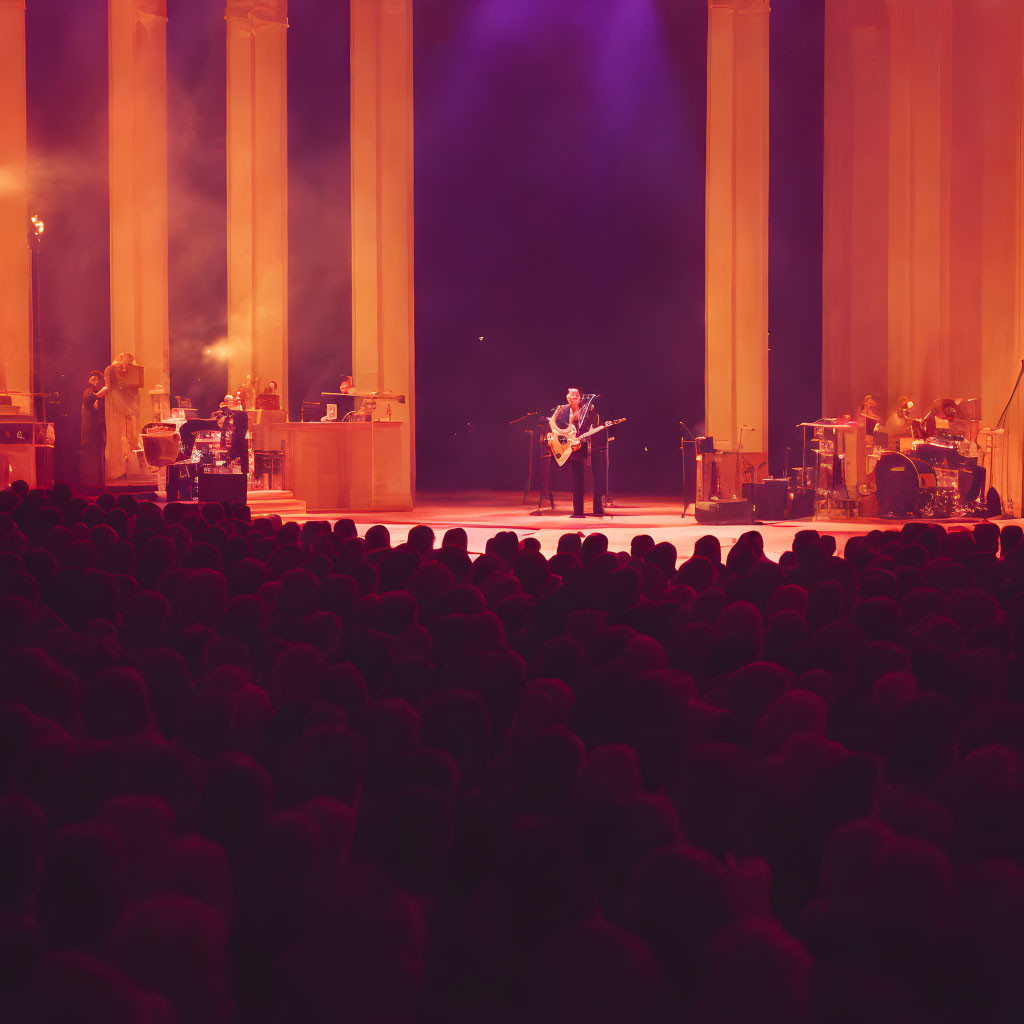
[822,0,891,419]
[886,0,953,408]
[225,0,288,407]
[351,0,415,508]
[108,0,170,471]
[705,0,770,476]
[0,0,31,412]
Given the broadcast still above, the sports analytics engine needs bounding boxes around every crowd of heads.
[2,477,1024,1023]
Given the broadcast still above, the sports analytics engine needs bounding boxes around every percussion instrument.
[140,422,181,469]
[875,452,937,516]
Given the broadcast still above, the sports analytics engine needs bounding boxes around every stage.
[245,489,1013,562]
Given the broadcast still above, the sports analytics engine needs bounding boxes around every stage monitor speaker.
[694,498,753,525]
[198,469,246,504]
[754,478,788,521]
[788,487,814,519]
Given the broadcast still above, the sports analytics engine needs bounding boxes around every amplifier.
[754,478,788,521]
[198,468,246,504]
[694,498,753,526]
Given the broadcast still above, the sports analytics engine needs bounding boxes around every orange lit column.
[705,0,769,476]
[225,0,288,407]
[350,0,415,509]
[963,0,1024,515]
[822,0,891,419]
[0,0,31,411]
[108,0,170,473]
[886,0,953,408]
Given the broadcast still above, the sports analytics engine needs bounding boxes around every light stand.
[28,215,45,422]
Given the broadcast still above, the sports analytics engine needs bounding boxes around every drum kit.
[865,398,986,519]
[802,397,990,520]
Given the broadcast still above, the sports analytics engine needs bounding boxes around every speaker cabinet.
[198,469,246,504]
[694,498,753,525]
[754,478,788,521]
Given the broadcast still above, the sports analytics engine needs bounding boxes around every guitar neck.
[578,418,623,440]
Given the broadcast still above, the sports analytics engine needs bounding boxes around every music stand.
[513,410,556,512]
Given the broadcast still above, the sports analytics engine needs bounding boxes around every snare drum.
[875,452,937,516]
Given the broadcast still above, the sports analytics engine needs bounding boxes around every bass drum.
[875,452,937,516]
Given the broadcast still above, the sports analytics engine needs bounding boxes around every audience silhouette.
[2,480,1024,1022]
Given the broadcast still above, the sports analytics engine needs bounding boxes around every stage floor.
[268,490,1014,562]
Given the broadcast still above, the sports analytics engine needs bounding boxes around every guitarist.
[552,387,607,518]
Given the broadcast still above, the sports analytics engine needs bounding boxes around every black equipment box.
[754,478,789,521]
[301,401,324,422]
[198,468,246,504]
[694,498,753,525]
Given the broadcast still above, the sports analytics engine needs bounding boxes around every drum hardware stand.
[989,358,1024,517]
[512,409,551,509]
[679,421,697,517]
[528,447,557,515]
[595,439,616,509]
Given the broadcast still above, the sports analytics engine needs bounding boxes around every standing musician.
[552,387,607,518]
[80,370,109,492]
[215,394,250,475]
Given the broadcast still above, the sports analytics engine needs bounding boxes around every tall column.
[108,0,170,474]
[886,0,953,408]
[225,0,288,408]
[351,0,415,508]
[705,0,770,478]
[822,0,891,420]
[0,0,31,412]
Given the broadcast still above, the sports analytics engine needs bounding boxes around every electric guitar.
[546,417,626,467]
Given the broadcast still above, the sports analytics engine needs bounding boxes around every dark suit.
[79,387,106,491]
[220,409,249,473]
[553,402,607,515]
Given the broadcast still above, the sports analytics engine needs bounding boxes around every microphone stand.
[509,409,541,425]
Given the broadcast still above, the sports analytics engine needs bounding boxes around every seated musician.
[552,387,606,518]
[176,396,249,472]
[882,396,918,445]
[857,394,881,438]
[177,413,221,462]
[922,397,965,439]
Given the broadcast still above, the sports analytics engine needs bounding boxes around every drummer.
[922,397,966,439]
[882,396,918,444]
